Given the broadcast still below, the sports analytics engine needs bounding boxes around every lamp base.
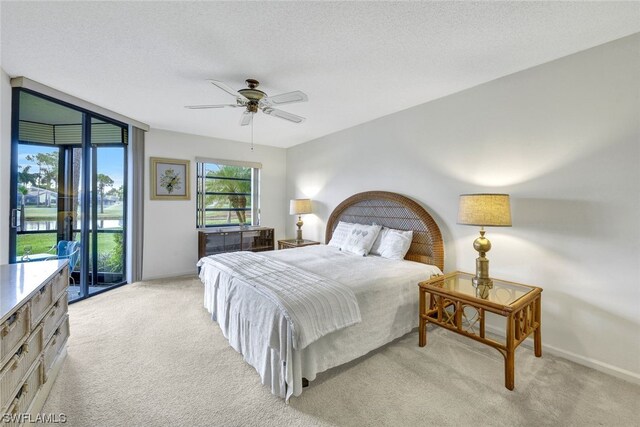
[472,228,493,290]
[296,216,304,242]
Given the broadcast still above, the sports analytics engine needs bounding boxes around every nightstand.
[277,239,321,250]
[418,271,542,390]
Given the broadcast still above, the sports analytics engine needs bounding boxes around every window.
[196,158,261,228]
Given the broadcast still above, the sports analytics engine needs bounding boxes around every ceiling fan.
[185,79,308,126]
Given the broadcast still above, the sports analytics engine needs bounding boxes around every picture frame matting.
[150,157,190,200]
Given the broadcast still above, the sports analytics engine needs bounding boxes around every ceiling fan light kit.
[237,78,266,113]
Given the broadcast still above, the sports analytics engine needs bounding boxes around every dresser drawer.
[0,305,30,367]
[30,284,53,328]
[42,316,69,384]
[42,295,68,344]
[0,326,43,411]
[2,361,42,422]
[51,267,69,301]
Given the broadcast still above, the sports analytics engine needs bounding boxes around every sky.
[18,144,125,190]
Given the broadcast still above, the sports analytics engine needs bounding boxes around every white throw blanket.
[197,251,361,350]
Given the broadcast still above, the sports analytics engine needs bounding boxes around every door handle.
[10,209,18,228]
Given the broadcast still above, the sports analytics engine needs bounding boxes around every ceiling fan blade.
[259,90,308,107]
[262,107,305,124]
[184,104,241,109]
[208,80,249,103]
[239,111,253,126]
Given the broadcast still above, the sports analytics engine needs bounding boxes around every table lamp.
[290,199,312,242]
[457,194,512,289]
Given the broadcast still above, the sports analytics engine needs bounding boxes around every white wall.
[286,34,640,380]
[142,129,287,280]
[0,68,12,264]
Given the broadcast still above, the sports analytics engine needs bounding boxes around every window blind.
[195,157,262,170]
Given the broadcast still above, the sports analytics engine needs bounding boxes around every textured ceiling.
[2,1,639,148]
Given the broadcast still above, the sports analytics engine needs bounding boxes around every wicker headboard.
[325,191,444,271]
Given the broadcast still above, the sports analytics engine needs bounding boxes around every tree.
[106,185,124,201]
[206,166,251,224]
[25,152,58,207]
[97,174,114,213]
[17,185,28,230]
[17,165,37,187]
[17,166,36,226]
[106,187,121,201]
[25,152,58,190]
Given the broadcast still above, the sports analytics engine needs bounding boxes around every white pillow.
[372,228,413,260]
[369,227,387,255]
[328,221,355,249]
[341,224,382,256]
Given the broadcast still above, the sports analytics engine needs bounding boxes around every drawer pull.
[2,305,28,336]
[9,344,29,371]
[48,308,58,319]
[7,400,18,415]
[7,355,19,372]
[1,321,17,337]
[11,384,29,407]
[10,354,22,371]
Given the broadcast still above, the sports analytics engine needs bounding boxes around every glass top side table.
[418,271,543,390]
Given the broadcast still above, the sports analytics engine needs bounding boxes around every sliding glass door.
[86,120,127,293]
[10,89,128,302]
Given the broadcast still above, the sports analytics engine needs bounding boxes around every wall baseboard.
[484,325,640,385]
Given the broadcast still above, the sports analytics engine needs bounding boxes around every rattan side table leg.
[505,313,515,390]
[419,288,427,347]
[534,296,542,357]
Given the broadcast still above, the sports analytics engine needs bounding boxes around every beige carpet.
[42,276,639,426]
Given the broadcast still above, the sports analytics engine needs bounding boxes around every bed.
[198,191,444,400]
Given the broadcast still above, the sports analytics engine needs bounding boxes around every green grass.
[17,204,124,260]
[16,232,118,258]
[16,233,57,256]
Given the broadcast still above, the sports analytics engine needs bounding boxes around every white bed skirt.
[201,245,442,400]
[203,268,292,398]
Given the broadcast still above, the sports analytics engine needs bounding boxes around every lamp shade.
[457,194,512,227]
[290,199,312,215]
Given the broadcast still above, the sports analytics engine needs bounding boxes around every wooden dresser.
[198,226,275,259]
[0,260,70,424]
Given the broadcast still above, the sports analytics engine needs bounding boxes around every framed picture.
[150,157,190,200]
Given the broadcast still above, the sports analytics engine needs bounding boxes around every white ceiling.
[2,2,639,148]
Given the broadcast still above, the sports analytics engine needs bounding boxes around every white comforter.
[199,245,442,400]
[197,251,361,350]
